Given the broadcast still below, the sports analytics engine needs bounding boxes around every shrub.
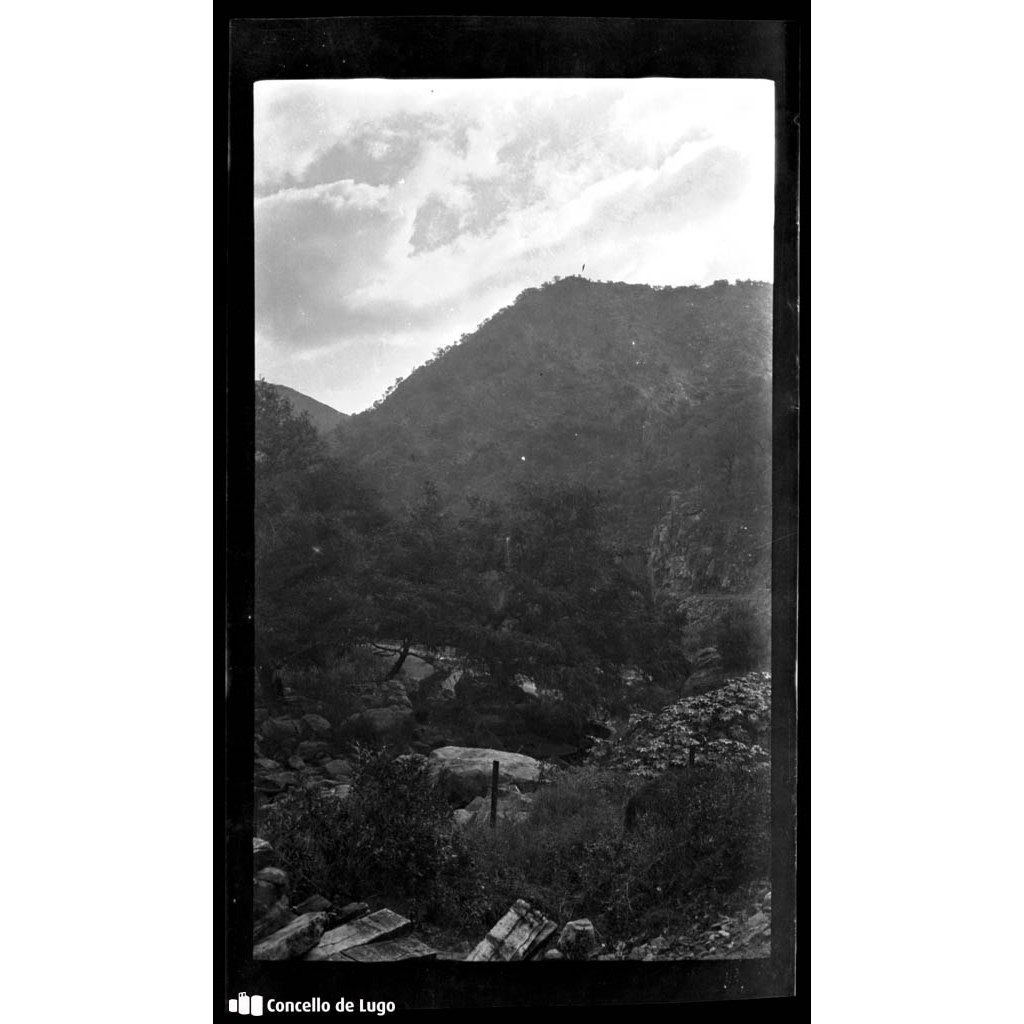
[463,761,770,941]
[256,786,354,905]
[346,748,465,894]
[623,760,771,892]
[463,767,632,924]
[519,697,585,744]
[257,746,485,923]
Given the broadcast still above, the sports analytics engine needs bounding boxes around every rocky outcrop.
[323,758,353,780]
[341,706,414,743]
[260,716,303,751]
[428,746,543,805]
[301,714,332,738]
[648,495,770,669]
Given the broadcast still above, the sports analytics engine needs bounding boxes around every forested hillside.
[332,276,772,657]
[334,277,769,548]
[266,382,348,435]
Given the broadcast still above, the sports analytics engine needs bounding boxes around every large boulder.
[428,747,543,806]
[419,669,460,702]
[260,717,303,750]
[323,758,353,781]
[342,706,413,743]
[301,714,332,738]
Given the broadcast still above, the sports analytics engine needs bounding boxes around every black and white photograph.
[14,8,1024,1024]
[226,17,800,1010]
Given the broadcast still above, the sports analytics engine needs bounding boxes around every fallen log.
[465,900,557,962]
[339,936,439,962]
[305,909,412,961]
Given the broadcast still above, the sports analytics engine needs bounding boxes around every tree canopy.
[254,379,691,717]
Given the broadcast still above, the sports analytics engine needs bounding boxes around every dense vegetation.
[255,377,692,713]
[259,750,769,943]
[334,276,771,566]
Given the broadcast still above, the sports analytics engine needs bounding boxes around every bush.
[463,761,770,941]
[256,786,354,905]
[464,766,629,925]
[346,749,466,896]
[519,696,585,744]
[624,760,771,892]
[257,746,485,923]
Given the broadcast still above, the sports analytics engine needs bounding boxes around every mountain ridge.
[328,276,772,659]
[332,276,770,544]
[262,382,348,435]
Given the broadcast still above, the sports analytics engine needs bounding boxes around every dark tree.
[254,380,386,699]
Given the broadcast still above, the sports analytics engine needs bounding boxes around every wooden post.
[490,760,499,828]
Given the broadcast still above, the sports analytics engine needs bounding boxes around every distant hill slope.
[333,277,771,560]
[265,383,348,435]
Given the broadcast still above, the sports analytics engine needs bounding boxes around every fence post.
[490,760,499,828]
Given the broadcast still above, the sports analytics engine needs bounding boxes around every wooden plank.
[465,900,557,962]
[339,936,439,962]
[305,909,412,961]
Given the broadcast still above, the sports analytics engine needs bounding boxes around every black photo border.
[221,14,806,1017]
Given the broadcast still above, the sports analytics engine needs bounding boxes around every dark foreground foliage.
[257,747,485,924]
[467,761,770,938]
[257,752,769,943]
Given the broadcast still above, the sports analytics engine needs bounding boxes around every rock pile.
[250,838,413,961]
[588,670,771,775]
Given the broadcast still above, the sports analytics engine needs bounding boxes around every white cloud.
[254,79,775,411]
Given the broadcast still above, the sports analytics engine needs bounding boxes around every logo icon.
[228,993,264,1016]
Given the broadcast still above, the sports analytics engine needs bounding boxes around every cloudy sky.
[255,78,774,413]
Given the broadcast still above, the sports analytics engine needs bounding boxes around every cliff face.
[648,493,771,668]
